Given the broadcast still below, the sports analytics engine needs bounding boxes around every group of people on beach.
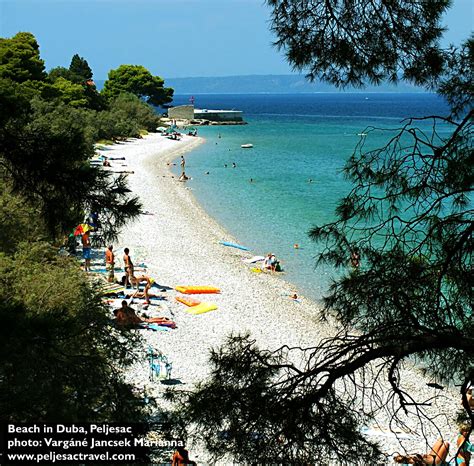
[113,299,175,329]
[82,147,471,465]
[106,244,159,303]
[178,155,189,181]
[105,246,174,327]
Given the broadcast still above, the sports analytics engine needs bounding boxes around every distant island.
[95,74,427,95]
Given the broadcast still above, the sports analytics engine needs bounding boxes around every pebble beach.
[97,133,460,464]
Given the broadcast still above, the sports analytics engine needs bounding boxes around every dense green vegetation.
[0,31,172,424]
[102,64,173,107]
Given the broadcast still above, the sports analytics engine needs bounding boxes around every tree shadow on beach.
[161,378,184,386]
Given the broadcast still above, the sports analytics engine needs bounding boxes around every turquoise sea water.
[170,93,451,302]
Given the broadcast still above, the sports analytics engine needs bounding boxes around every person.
[125,279,159,304]
[462,387,474,410]
[114,301,176,329]
[273,255,282,272]
[178,173,189,181]
[350,248,361,268]
[105,245,115,283]
[171,446,196,466]
[123,248,134,288]
[114,301,142,327]
[232,162,237,168]
[180,155,186,176]
[263,253,276,272]
[456,422,474,466]
[128,274,154,291]
[82,231,91,271]
[393,439,450,465]
[102,159,111,167]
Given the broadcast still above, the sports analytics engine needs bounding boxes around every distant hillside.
[165,74,425,94]
[95,74,426,94]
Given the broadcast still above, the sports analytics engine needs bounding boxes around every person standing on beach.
[82,231,91,271]
[180,155,186,176]
[105,245,115,283]
[123,248,134,288]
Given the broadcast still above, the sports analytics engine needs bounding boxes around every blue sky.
[1,0,472,80]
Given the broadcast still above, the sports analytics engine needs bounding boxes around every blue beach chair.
[147,346,172,382]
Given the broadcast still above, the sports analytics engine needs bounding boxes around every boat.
[241,144,253,148]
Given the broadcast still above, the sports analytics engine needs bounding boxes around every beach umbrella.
[73,223,94,236]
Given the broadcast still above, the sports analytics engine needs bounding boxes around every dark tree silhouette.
[69,53,93,81]
[174,1,474,464]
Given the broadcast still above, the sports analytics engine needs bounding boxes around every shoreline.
[97,133,458,461]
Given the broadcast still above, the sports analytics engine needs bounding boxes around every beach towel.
[144,317,176,328]
[101,284,126,295]
[243,256,265,264]
[360,427,417,440]
[138,323,170,332]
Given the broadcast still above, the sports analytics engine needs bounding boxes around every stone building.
[168,105,243,122]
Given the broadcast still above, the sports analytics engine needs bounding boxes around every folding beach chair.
[147,346,172,382]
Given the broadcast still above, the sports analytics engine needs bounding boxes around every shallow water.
[170,93,451,302]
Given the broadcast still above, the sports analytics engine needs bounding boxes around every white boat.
[241,143,253,148]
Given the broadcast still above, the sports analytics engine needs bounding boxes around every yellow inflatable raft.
[186,302,218,315]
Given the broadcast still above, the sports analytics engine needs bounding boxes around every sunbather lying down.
[114,301,176,329]
[394,439,449,465]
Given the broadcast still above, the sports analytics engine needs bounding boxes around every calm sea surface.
[170,93,451,302]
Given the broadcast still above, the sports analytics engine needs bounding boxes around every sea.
[170,93,451,303]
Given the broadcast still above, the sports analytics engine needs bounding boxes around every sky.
[0,0,472,80]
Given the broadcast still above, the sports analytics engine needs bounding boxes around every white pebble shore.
[97,134,460,464]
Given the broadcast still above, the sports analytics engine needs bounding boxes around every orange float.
[175,286,221,294]
[176,296,201,307]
